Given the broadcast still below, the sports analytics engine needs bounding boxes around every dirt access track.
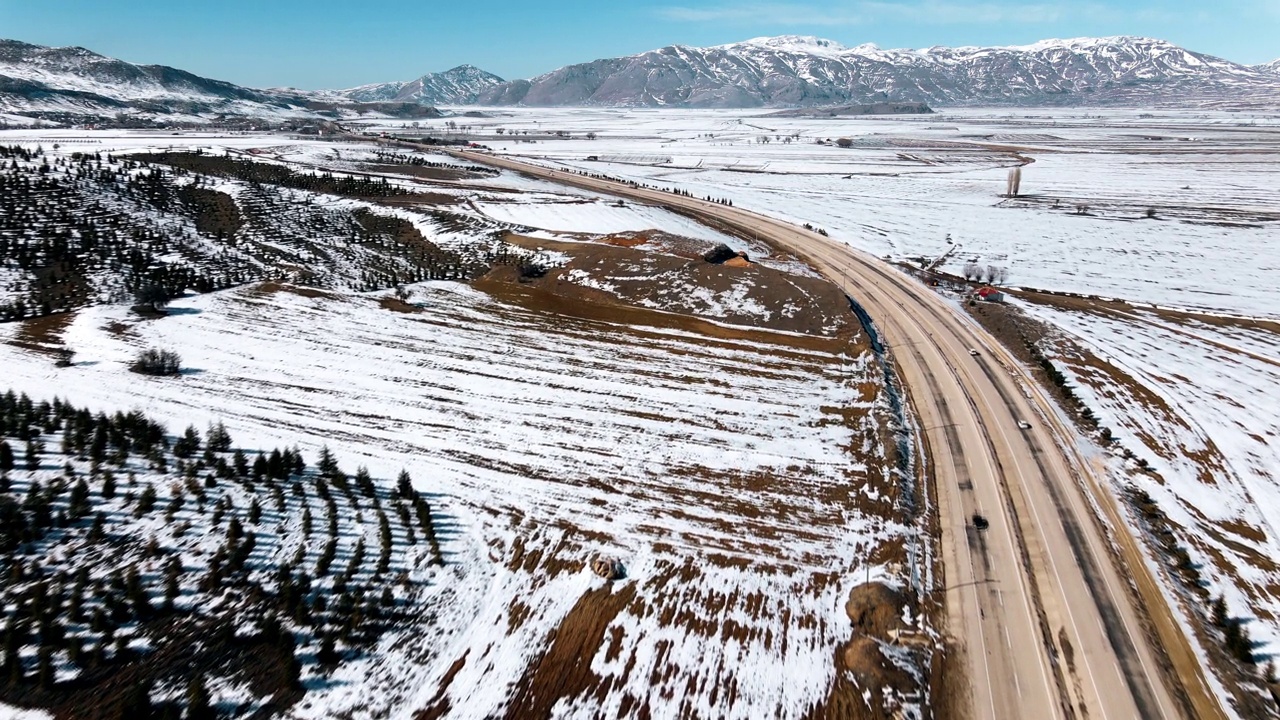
[435,145,1225,720]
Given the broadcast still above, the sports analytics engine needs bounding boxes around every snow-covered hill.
[1255,58,1280,74]
[472,35,1280,108]
[0,39,318,118]
[336,65,504,105]
[0,39,446,124]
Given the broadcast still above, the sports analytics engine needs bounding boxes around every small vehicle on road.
[1017,420,1032,429]
[968,348,979,356]
[972,513,990,530]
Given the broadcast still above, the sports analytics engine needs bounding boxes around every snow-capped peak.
[990,35,1171,53]
[727,35,850,56]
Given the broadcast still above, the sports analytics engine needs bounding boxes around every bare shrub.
[133,348,182,376]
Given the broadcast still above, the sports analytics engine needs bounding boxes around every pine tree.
[227,516,245,542]
[35,645,53,690]
[118,676,153,718]
[135,485,157,517]
[318,445,337,478]
[68,478,90,519]
[173,425,200,459]
[356,466,375,499]
[24,438,41,471]
[317,633,339,665]
[206,422,231,453]
[88,512,106,542]
[186,674,214,720]
[289,446,306,476]
[394,469,413,500]
[125,565,151,618]
[1212,596,1228,627]
[315,539,337,577]
[163,558,181,611]
[0,439,13,472]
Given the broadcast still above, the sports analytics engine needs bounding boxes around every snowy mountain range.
[2,35,1277,123]
[471,35,1280,108]
[0,39,443,123]
[334,65,505,105]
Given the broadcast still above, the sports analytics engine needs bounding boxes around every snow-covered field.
[382,107,1280,699]
[3,110,1276,711]
[1022,301,1280,651]
[364,107,1279,317]
[0,279,909,717]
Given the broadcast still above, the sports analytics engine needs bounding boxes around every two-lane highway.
[440,147,1221,720]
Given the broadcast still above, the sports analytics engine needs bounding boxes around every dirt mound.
[822,636,918,719]
[846,582,907,638]
[839,636,914,689]
[486,238,855,337]
[805,584,920,719]
[703,243,740,264]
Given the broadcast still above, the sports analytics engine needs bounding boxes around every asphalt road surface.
[439,147,1222,720]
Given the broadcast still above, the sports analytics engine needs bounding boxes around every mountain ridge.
[469,35,1280,108]
[334,64,505,105]
[0,38,450,123]
[3,35,1277,121]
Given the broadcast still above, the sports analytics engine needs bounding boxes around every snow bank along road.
[441,146,1224,720]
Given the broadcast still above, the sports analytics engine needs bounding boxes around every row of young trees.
[961,262,1009,284]
[371,151,498,177]
[0,147,247,321]
[133,151,416,199]
[0,391,444,716]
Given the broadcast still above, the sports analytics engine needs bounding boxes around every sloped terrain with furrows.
[0,391,446,718]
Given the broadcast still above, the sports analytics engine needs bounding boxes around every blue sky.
[2,0,1275,89]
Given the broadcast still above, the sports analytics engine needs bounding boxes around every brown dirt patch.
[8,311,76,355]
[414,651,469,720]
[252,281,336,300]
[504,584,637,720]
[473,271,853,354]
[379,296,422,314]
[364,163,488,184]
[485,239,855,338]
[177,186,242,238]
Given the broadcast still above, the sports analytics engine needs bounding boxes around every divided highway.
[443,148,1221,720]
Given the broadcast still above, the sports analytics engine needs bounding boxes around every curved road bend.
[437,147,1220,720]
